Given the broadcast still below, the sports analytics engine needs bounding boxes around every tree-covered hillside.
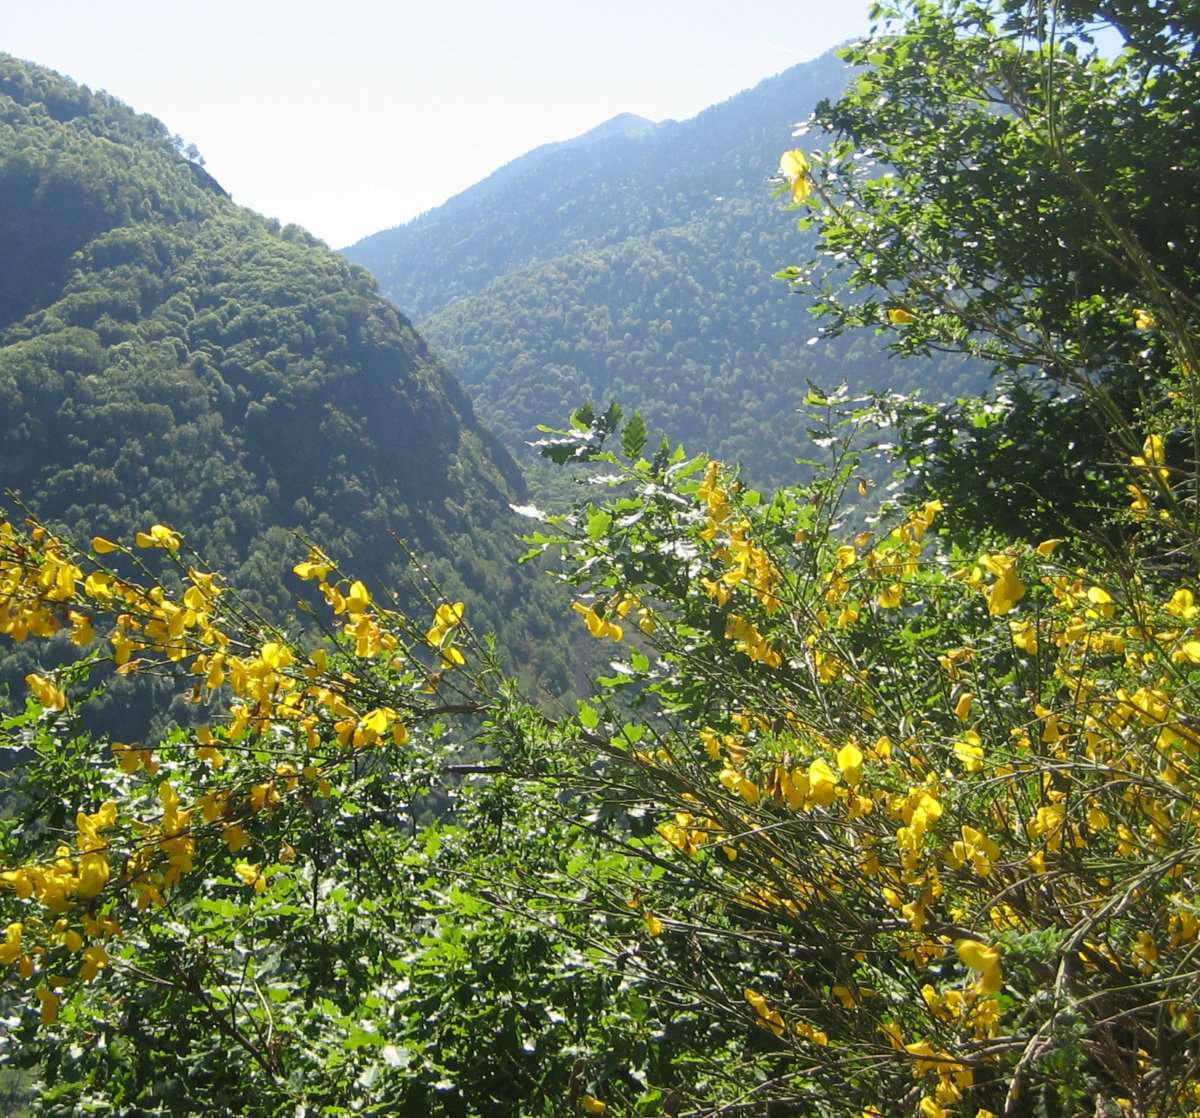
[344,49,984,486]
[0,55,568,696]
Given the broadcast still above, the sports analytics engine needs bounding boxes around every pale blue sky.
[4,1,871,247]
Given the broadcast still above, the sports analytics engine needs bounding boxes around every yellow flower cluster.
[724,613,782,669]
[819,500,943,625]
[615,472,1200,1109]
[698,461,781,612]
[426,600,466,666]
[0,518,447,1025]
[572,600,623,642]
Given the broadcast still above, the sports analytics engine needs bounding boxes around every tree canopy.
[790,0,1200,541]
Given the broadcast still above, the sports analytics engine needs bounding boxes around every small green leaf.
[621,722,645,745]
[578,702,600,730]
[587,509,613,540]
[622,411,647,459]
[571,402,596,431]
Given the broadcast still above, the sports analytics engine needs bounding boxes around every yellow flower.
[69,611,96,647]
[1165,589,1198,620]
[91,535,121,554]
[807,758,839,806]
[980,554,1024,615]
[77,851,110,898]
[423,601,468,664]
[134,524,181,551]
[572,601,623,642]
[235,862,266,893]
[1133,308,1157,330]
[1086,585,1115,619]
[80,944,109,982]
[956,939,1002,993]
[919,1098,949,1118]
[779,148,812,203]
[794,1018,828,1046]
[25,672,66,711]
[836,743,864,786]
[36,986,59,1026]
[339,580,369,615]
[954,730,984,772]
[293,547,334,581]
[260,641,294,670]
[0,923,23,964]
[744,987,786,1036]
[1128,482,1151,515]
[877,583,904,609]
[1010,619,1038,654]
[580,1096,608,1115]
[719,766,760,803]
[888,307,916,325]
[197,744,225,769]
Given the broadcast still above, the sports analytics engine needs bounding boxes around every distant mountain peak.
[344,49,851,308]
[567,113,660,146]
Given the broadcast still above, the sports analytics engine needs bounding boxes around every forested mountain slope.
[344,54,848,319]
[345,49,983,485]
[0,56,567,696]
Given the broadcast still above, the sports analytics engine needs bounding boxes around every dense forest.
[0,55,575,708]
[3,1,1200,1115]
[345,50,984,486]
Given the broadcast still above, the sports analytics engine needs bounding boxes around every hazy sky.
[4,1,871,247]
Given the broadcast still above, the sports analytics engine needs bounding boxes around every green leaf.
[622,411,647,459]
[578,702,600,730]
[620,722,645,745]
[587,509,613,540]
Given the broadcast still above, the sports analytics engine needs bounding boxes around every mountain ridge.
[0,53,572,704]
[343,52,849,319]
[344,48,984,485]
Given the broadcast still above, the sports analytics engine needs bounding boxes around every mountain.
[0,55,572,704]
[572,112,659,143]
[344,50,983,486]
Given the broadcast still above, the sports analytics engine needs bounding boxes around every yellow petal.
[836,743,864,786]
[956,938,1001,974]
